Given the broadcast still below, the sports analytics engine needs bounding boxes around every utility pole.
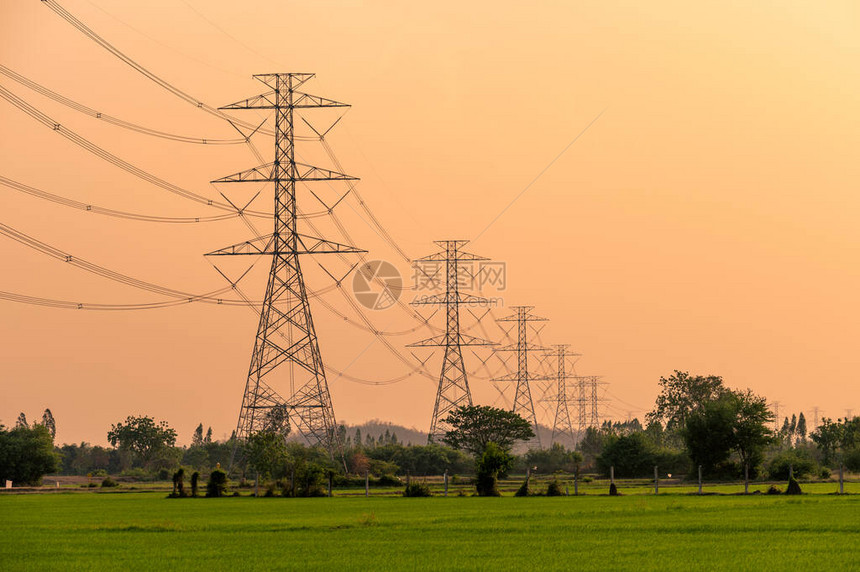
[494,306,549,448]
[544,344,581,448]
[408,240,495,442]
[207,73,363,462]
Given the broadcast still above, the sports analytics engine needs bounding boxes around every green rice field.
[2,487,858,571]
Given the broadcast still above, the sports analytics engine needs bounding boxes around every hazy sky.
[2,0,858,445]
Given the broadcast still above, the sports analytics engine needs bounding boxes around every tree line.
[2,370,859,490]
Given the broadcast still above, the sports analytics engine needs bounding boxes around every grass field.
[2,490,859,570]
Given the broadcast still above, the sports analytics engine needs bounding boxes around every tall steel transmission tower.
[545,344,581,448]
[207,73,362,457]
[572,375,603,435]
[408,240,495,442]
[494,306,549,448]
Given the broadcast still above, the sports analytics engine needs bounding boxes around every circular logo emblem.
[352,260,402,310]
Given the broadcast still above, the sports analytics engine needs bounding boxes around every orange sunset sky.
[1,0,858,445]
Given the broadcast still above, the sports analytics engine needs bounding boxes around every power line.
[0,175,239,224]
[0,64,250,145]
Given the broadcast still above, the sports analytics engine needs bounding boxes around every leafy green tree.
[796,412,807,441]
[812,417,860,467]
[597,433,657,478]
[0,424,59,485]
[730,389,774,471]
[247,430,289,480]
[576,426,608,468]
[648,371,725,431]
[204,427,213,444]
[682,389,773,476]
[192,423,204,447]
[441,405,534,456]
[41,409,56,440]
[522,443,583,474]
[15,413,28,429]
[107,415,177,468]
[682,397,736,474]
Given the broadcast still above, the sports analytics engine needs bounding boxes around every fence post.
[610,466,615,485]
[444,470,448,497]
[839,465,844,495]
[328,471,333,497]
[574,471,579,496]
[654,465,659,495]
[744,463,749,494]
[698,465,703,495]
[789,464,794,480]
[365,471,369,497]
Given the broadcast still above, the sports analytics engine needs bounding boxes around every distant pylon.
[408,240,495,442]
[589,376,600,428]
[545,344,581,448]
[494,306,549,448]
[769,401,782,431]
[206,73,363,462]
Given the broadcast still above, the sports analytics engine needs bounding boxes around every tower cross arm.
[212,162,358,184]
[220,91,349,110]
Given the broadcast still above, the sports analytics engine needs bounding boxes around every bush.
[206,469,228,497]
[100,477,119,488]
[514,478,531,497]
[475,442,513,497]
[190,471,200,497]
[172,467,186,497]
[92,469,108,478]
[545,480,564,496]
[767,450,816,480]
[377,474,402,487]
[786,477,802,495]
[403,482,432,497]
[609,483,619,496]
[119,468,153,482]
[766,485,781,495]
[845,448,860,472]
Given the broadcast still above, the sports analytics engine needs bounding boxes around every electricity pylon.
[572,375,603,435]
[494,306,549,448]
[408,240,495,442]
[206,73,362,460]
[544,344,581,448]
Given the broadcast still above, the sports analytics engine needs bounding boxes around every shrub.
[190,471,200,497]
[766,485,781,495]
[206,469,228,497]
[157,468,170,481]
[377,474,402,487]
[609,483,619,496]
[514,478,531,497]
[87,482,98,488]
[546,480,564,497]
[786,477,802,495]
[767,450,816,480]
[172,468,186,497]
[845,448,860,472]
[100,477,119,488]
[403,481,432,497]
[475,442,513,497]
[92,469,109,478]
